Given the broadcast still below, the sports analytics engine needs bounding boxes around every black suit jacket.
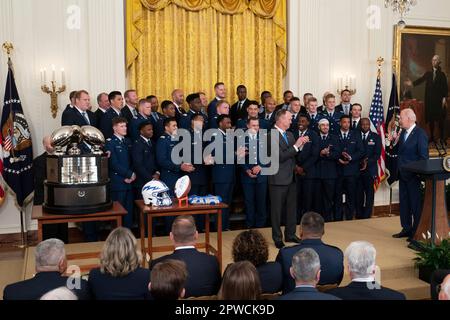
[294,130,320,179]
[268,130,298,186]
[3,271,90,300]
[276,239,344,294]
[230,99,251,125]
[121,105,136,124]
[88,268,151,300]
[149,248,221,298]
[279,286,340,300]
[257,262,283,294]
[327,281,406,300]
[61,107,96,127]
[94,108,106,129]
[33,152,46,205]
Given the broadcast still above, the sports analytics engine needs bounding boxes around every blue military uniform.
[335,130,364,221]
[315,134,341,222]
[188,129,209,196]
[210,130,236,230]
[306,113,324,134]
[99,108,122,140]
[179,110,208,130]
[321,110,343,135]
[129,113,151,142]
[235,117,268,130]
[294,129,320,220]
[153,115,168,143]
[259,112,275,129]
[156,133,182,194]
[105,134,135,228]
[276,239,344,294]
[239,132,268,228]
[357,131,381,219]
[131,135,158,196]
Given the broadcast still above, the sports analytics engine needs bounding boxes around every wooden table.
[135,200,227,270]
[32,202,127,242]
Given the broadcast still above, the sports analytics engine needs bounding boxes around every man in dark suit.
[171,89,187,121]
[335,89,353,115]
[335,115,364,221]
[239,117,268,228]
[316,119,340,222]
[327,241,406,300]
[122,89,139,123]
[294,115,320,220]
[321,93,343,135]
[301,93,312,114]
[131,121,159,199]
[3,239,90,300]
[207,82,226,119]
[33,136,68,243]
[393,109,429,240]
[405,55,448,143]
[99,91,124,139]
[259,91,272,114]
[149,216,221,298]
[357,118,382,219]
[276,212,344,294]
[278,248,340,300]
[259,96,277,129]
[61,90,96,127]
[105,117,136,229]
[147,95,163,126]
[179,93,208,130]
[276,90,294,111]
[94,92,110,129]
[230,85,251,125]
[61,90,77,123]
[305,97,324,134]
[350,103,362,131]
[269,109,309,248]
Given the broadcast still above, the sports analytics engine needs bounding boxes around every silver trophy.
[44,125,111,214]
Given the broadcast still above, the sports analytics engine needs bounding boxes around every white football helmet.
[142,180,173,207]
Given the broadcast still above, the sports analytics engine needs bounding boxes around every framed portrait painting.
[393,26,450,143]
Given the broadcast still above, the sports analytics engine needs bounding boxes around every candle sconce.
[40,66,66,119]
[336,74,357,96]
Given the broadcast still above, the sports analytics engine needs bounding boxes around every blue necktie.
[282,132,288,144]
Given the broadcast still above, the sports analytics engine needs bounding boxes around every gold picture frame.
[443,155,450,172]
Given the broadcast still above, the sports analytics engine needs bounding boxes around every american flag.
[369,75,386,190]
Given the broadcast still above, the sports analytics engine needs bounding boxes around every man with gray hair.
[327,241,406,300]
[279,248,340,300]
[149,216,221,298]
[392,108,428,244]
[3,239,90,300]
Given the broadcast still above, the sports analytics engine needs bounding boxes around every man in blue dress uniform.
[321,93,343,135]
[305,97,324,134]
[105,117,136,228]
[129,99,152,141]
[239,117,268,228]
[334,115,364,221]
[357,118,381,219]
[99,91,125,139]
[154,100,177,142]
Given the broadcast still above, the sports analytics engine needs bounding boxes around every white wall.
[0,0,126,234]
[287,0,450,206]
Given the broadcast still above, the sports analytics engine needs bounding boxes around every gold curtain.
[126,0,286,105]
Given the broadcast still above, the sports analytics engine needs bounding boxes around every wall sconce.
[40,65,66,119]
[336,74,356,95]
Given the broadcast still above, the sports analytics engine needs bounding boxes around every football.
[175,175,191,199]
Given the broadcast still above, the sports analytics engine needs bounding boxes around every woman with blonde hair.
[88,227,150,300]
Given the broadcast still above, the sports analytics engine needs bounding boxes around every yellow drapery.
[126,0,286,105]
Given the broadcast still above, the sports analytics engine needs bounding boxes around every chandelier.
[385,0,418,28]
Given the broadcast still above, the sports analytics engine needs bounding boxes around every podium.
[403,159,450,244]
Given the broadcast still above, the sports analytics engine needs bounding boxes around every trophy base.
[44,182,112,215]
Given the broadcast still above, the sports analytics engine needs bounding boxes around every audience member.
[218,261,262,300]
[232,230,282,293]
[150,259,187,300]
[88,227,151,300]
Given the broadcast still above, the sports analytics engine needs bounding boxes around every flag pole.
[2,42,28,249]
